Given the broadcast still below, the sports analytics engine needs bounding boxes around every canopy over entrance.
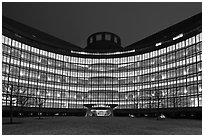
[84,104,118,117]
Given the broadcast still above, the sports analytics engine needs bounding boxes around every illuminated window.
[196,34,200,42]
[199,33,202,41]
[192,36,195,44]
[1,30,202,110]
[26,44,30,51]
[189,37,192,45]
[3,36,8,45]
[8,37,12,46]
[167,46,170,53]
[186,38,189,47]
[2,35,5,43]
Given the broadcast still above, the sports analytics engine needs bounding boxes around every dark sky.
[2,2,201,48]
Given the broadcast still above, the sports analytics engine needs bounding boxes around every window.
[196,34,200,42]
[176,43,179,49]
[191,37,195,44]
[199,33,202,41]
[128,56,134,62]
[11,49,21,58]
[96,34,102,41]
[105,34,111,40]
[4,36,9,45]
[2,44,11,54]
[197,62,202,71]
[2,33,202,110]
[189,37,193,46]
[26,44,30,51]
[2,63,9,73]
[181,41,185,48]
[153,51,157,57]
[2,35,5,44]
[196,43,202,52]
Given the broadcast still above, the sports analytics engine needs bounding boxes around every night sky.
[2,2,201,48]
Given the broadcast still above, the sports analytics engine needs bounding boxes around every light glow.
[155,42,162,47]
[173,33,183,40]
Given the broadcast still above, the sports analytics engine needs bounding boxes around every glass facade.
[2,32,202,110]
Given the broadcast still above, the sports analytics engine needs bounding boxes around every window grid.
[2,34,202,109]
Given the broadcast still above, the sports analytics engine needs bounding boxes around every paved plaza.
[2,116,202,135]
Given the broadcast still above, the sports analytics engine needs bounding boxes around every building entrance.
[90,109,111,116]
[84,104,118,117]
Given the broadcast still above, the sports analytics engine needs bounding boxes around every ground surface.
[2,116,202,135]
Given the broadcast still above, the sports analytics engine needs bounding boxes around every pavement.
[2,116,202,135]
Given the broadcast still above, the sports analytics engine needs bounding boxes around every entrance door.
[91,109,111,116]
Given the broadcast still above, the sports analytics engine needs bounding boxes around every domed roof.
[85,32,123,52]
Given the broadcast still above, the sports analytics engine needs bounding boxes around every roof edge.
[2,16,83,51]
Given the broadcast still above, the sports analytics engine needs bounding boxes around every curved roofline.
[125,12,202,50]
[2,16,83,51]
[87,32,121,39]
[2,12,202,58]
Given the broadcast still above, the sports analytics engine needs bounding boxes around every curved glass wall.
[2,33,202,109]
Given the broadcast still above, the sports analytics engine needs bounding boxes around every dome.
[85,32,122,52]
